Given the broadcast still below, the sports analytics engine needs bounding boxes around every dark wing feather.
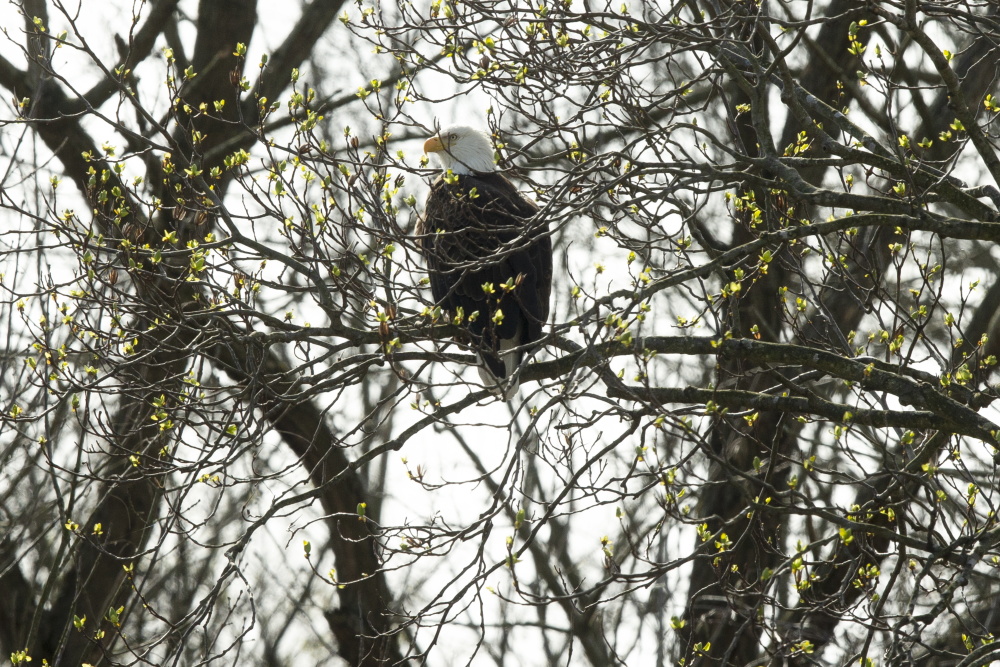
[419,172,552,377]
[472,174,551,344]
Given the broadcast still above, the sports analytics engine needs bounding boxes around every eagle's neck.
[449,168,494,179]
[450,163,485,176]
[437,153,496,176]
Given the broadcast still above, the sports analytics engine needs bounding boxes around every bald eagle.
[417,126,552,400]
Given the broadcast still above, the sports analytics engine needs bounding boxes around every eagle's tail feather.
[477,322,524,401]
[476,361,518,401]
[500,335,522,377]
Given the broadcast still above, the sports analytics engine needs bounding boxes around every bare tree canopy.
[2,0,1000,665]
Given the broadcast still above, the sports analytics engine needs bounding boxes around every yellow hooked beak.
[423,135,446,153]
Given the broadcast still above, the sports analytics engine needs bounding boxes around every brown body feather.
[418,172,552,383]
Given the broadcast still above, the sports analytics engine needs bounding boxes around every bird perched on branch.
[417,125,552,400]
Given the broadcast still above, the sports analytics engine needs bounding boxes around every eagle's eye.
[449,133,457,140]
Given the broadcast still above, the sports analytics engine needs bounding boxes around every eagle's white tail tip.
[476,336,522,401]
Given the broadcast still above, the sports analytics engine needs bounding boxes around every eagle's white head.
[424,126,496,175]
